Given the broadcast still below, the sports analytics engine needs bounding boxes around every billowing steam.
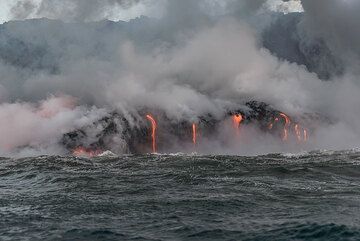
[0,0,359,157]
[9,0,154,22]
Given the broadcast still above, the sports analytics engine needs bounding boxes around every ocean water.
[1,151,360,241]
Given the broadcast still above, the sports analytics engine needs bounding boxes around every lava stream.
[192,123,197,145]
[232,114,243,135]
[303,128,308,142]
[146,114,157,153]
[294,124,302,142]
[279,113,291,141]
[72,147,102,157]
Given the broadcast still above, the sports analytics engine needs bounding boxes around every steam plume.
[0,0,360,156]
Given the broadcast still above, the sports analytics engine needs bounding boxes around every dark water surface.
[1,151,360,240]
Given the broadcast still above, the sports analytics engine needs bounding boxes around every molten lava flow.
[232,114,243,136]
[269,118,279,130]
[303,128,308,142]
[279,113,291,141]
[192,123,197,145]
[146,114,157,153]
[294,124,302,142]
[294,124,309,142]
[72,147,102,157]
[232,114,243,129]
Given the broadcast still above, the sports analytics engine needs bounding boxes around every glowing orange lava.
[72,147,102,157]
[268,117,279,130]
[279,113,291,141]
[232,114,243,136]
[146,114,157,153]
[303,128,308,142]
[294,124,302,142]
[294,124,309,142]
[232,114,243,128]
[192,123,197,145]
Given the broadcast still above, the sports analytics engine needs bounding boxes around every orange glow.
[232,114,243,136]
[269,117,279,130]
[146,114,157,153]
[72,147,102,157]
[294,124,309,142]
[192,123,197,145]
[279,113,291,141]
[303,128,308,142]
[294,124,302,142]
[232,114,243,129]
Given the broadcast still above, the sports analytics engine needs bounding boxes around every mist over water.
[0,0,359,156]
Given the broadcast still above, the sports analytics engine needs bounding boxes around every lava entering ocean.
[232,114,243,136]
[192,123,197,145]
[279,113,291,141]
[267,111,309,143]
[146,114,157,153]
[63,102,311,156]
[72,147,103,157]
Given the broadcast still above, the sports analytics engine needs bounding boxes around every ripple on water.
[0,152,360,240]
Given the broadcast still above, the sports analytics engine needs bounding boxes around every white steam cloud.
[7,0,163,22]
[0,0,359,156]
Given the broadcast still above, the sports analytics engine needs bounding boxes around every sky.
[0,0,302,24]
